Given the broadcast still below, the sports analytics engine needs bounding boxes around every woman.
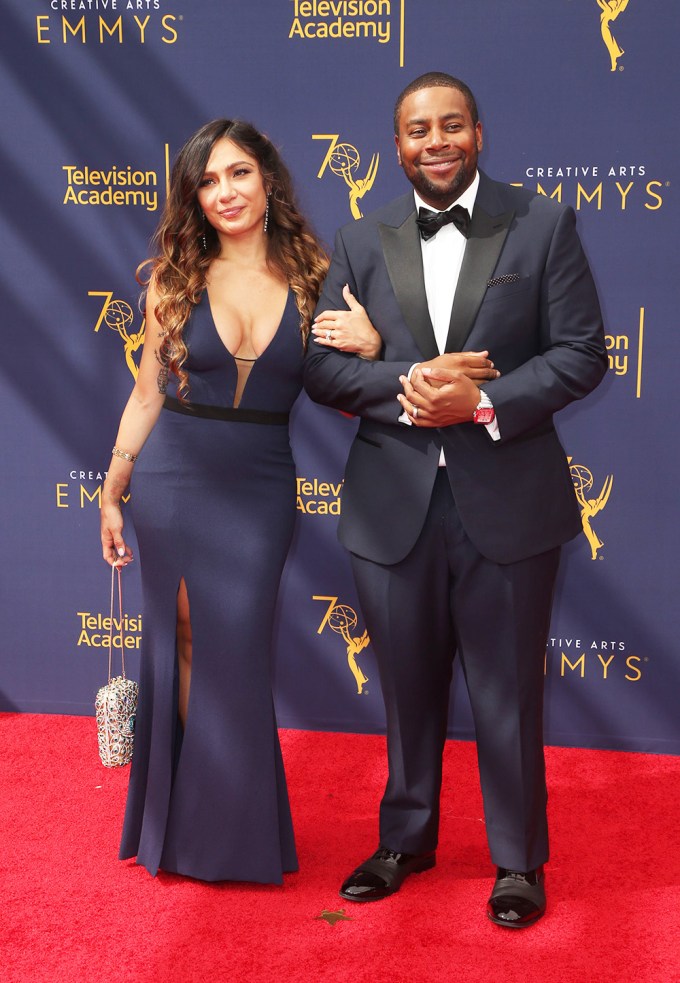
[101,119,380,884]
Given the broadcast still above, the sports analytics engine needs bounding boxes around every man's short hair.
[394,73,479,133]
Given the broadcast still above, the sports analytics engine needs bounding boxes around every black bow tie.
[416,204,471,241]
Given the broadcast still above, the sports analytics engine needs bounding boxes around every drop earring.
[200,211,207,252]
[263,194,270,234]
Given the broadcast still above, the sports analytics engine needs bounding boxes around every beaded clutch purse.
[95,564,138,768]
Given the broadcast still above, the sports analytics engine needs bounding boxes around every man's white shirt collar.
[413,170,480,220]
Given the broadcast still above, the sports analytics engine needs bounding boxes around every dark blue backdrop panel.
[1,1,678,753]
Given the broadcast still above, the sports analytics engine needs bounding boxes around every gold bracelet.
[112,446,138,463]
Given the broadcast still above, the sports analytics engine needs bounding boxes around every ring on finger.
[412,405,418,418]
[326,329,332,341]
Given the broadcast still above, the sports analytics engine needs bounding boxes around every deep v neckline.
[204,286,291,363]
[203,288,292,409]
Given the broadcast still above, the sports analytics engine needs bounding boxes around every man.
[304,73,606,928]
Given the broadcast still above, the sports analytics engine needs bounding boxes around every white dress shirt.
[399,172,500,445]
[417,177,478,354]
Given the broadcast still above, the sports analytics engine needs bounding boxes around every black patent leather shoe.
[339,847,436,902]
[487,866,546,928]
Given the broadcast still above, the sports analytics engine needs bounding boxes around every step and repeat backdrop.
[1,1,678,753]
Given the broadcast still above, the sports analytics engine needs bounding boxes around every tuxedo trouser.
[350,469,560,872]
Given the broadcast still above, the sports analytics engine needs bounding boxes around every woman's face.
[196,137,267,240]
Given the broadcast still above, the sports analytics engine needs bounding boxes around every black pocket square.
[487,273,521,287]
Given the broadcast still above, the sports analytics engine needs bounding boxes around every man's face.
[395,86,483,209]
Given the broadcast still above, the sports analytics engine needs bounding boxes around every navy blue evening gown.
[119,290,301,883]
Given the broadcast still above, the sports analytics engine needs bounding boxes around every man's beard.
[407,159,474,208]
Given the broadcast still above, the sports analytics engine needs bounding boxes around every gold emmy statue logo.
[597,0,630,71]
[313,134,379,219]
[569,459,614,560]
[89,291,146,379]
[313,595,370,694]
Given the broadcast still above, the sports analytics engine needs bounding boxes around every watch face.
[473,407,495,425]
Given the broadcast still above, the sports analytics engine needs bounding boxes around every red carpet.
[2,713,679,983]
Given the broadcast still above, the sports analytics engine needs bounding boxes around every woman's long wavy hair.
[139,119,329,399]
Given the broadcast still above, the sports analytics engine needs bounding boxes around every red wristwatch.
[472,391,495,425]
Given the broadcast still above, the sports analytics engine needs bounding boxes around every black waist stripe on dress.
[163,396,289,425]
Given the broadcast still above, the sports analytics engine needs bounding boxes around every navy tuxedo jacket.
[304,172,607,566]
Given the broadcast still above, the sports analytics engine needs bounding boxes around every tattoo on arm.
[154,349,169,394]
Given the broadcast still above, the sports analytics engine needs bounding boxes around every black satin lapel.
[444,207,514,353]
[379,215,439,360]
